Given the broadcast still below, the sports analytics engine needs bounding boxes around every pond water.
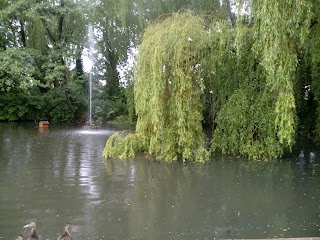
[1,122,320,240]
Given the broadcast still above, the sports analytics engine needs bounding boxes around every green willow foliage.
[251,0,312,148]
[210,24,283,160]
[104,12,211,162]
[212,0,313,159]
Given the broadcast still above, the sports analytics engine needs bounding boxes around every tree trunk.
[58,0,64,41]
[19,19,27,47]
[226,0,236,27]
[102,26,120,97]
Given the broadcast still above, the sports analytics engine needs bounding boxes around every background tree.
[0,0,89,122]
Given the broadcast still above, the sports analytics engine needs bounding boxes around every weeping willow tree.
[211,0,312,159]
[104,12,211,162]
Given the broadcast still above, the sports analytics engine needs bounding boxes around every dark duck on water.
[57,223,73,240]
[23,222,39,240]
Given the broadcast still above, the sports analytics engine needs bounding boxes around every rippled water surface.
[1,122,320,240]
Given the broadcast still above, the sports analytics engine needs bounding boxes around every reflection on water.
[1,122,320,240]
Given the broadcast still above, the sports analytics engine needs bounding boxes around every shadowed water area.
[1,122,320,240]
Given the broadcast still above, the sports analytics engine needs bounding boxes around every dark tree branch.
[40,18,56,45]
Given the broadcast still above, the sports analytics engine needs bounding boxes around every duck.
[23,222,39,240]
[16,235,24,240]
[57,223,73,240]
